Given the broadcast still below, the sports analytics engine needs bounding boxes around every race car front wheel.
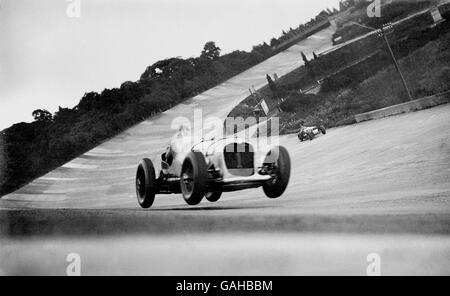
[136,158,157,208]
[263,146,291,199]
[180,151,208,205]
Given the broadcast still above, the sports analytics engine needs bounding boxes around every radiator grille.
[224,143,254,176]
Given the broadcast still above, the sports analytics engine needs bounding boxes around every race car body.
[135,137,291,208]
[298,125,326,142]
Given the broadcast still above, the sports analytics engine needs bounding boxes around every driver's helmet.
[298,120,306,133]
[170,124,192,157]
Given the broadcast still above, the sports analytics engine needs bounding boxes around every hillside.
[228,3,449,133]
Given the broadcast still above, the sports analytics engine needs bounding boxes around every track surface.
[1,25,450,275]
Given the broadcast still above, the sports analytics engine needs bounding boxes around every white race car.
[135,137,291,208]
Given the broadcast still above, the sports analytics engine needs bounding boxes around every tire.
[136,158,157,208]
[263,146,291,199]
[319,125,326,135]
[298,133,304,142]
[205,192,222,202]
[180,151,208,205]
[309,132,315,141]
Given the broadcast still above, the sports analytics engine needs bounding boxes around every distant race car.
[135,137,291,208]
[297,125,326,142]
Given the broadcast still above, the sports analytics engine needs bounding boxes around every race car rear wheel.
[136,158,157,208]
[180,151,208,205]
[263,146,291,199]
[205,192,222,202]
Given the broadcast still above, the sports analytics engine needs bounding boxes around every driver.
[298,120,306,134]
[163,124,192,166]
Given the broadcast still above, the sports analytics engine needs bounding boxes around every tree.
[32,109,53,122]
[201,41,221,60]
[301,52,317,80]
[313,52,319,60]
[270,38,279,47]
[266,74,278,98]
[301,52,309,65]
[54,107,78,124]
[78,92,100,111]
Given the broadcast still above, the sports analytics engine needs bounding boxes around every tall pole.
[350,21,415,101]
[381,29,414,101]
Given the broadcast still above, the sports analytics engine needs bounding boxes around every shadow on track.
[149,205,271,212]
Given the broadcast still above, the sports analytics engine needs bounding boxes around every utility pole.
[380,26,414,101]
[350,22,414,101]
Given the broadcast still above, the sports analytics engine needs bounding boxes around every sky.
[0,0,340,130]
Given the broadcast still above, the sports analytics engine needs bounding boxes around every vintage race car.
[135,137,291,208]
[298,125,326,142]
